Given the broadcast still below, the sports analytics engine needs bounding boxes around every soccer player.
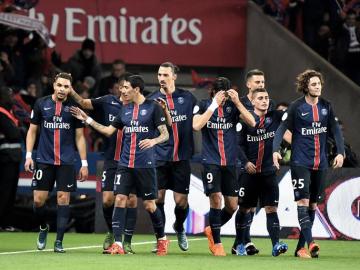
[69,74,138,254]
[234,88,288,257]
[24,72,89,253]
[193,77,255,256]
[147,62,198,252]
[71,75,171,256]
[273,69,345,258]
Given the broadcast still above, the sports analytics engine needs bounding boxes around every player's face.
[122,81,138,102]
[53,77,71,101]
[252,92,269,111]
[119,80,131,104]
[307,76,322,97]
[246,75,265,92]
[158,66,176,91]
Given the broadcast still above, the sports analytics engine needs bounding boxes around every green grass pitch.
[0,233,359,270]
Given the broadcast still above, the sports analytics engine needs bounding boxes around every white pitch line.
[0,237,206,255]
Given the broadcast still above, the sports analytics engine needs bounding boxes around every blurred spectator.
[0,86,22,231]
[98,59,126,97]
[63,38,101,97]
[0,51,15,86]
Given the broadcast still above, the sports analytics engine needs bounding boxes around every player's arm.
[328,106,345,168]
[70,86,93,110]
[139,124,169,150]
[24,123,38,172]
[70,106,117,137]
[75,128,89,181]
[227,89,256,127]
[193,91,225,131]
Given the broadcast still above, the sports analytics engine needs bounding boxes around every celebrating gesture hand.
[70,106,89,121]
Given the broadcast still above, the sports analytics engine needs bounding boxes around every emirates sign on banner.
[28,0,247,67]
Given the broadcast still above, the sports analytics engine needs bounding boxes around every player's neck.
[254,108,266,117]
[133,94,145,105]
[52,94,67,103]
[160,85,176,95]
[305,94,319,105]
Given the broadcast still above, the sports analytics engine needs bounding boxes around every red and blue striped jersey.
[148,88,197,161]
[30,95,84,165]
[273,97,344,170]
[239,110,283,173]
[111,100,166,168]
[91,95,123,161]
[196,99,240,166]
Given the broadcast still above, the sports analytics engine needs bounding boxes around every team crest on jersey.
[64,106,70,112]
[140,109,147,116]
[226,106,232,113]
[177,97,184,104]
[321,108,328,116]
[265,117,271,124]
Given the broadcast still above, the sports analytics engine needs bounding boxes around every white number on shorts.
[32,169,43,180]
[114,174,121,185]
[292,178,304,189]
[206,173,213,183]
[102,171,106,182]
[239,187,245,197]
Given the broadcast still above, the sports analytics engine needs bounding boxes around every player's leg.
[123,193,138,254]
[32,163,54,250]
[155,162,169,227]
[172,160,191,251]
[220,166,238,226]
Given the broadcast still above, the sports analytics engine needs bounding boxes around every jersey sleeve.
[195,100,207,115]
[328,104,345,156]
[153,103,167,127]
[238,124,249,164]
[90,96,106,110]
[111,107,124,129]
[30,99,42,125]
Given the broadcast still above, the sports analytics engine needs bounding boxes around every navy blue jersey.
[273,96,344,170]
[30,95,83,165]
[240,95,276,111]
[196,99,240,166]
[148,88,197,161]
[111,100,166,168]
[91,95,123,161]
[239,110,283,173]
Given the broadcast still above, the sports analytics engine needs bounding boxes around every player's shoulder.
[318,97,331,106]
[289,96,305,109]
[147,90,160,99]
[36,95,51,104]
[176,88,195,98]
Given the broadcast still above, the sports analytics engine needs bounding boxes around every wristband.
[85,117,93,125]
[208,99,219,112]
[26,152,32,159]
[81,160,88,167]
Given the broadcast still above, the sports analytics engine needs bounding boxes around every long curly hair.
[296,69,324,95]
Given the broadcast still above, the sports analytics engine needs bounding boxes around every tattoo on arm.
[153,124,169,144]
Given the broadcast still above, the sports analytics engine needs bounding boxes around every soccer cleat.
[296,247,311,259]
[54,240,66,253]
[309,242,320,258]
[234,244,247,256]
[151,243,158,253]
[272,242,288,257]
[156,239,170,256]
[173,223,189,251]
[37,225,49,250]
[204,226,215,252]
[103,242,125,255]
[103,232,114,250]
[245,242,259,255]
[123,242,135,254]
[210,243,226,256]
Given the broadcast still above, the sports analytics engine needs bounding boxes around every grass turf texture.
[0,233,359,270]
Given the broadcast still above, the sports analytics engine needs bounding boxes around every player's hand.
[245,162,256,174]
[273,152,282,170]
[78,166,88,182]
[24,158,34,172]
[332,154,344,169]
[139,139,155,150]
[214,91,225,106]
[227,89,240,104]
[70,106,88,121]
[155,98,168,111]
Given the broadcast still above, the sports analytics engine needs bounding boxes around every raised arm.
[24,123,38,172]
[70,86,94,110]
[75,128,88,181]
[227,89,256,128]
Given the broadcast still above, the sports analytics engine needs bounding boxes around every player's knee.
[264,206,277,213]
[114,194,127,207]
[297,198,309,206]
[33,197,46,207]
[156,190,166,203]
[239,206,251,214]
[309,202,317,210]
[224,201,238,213]
[126,194,138,208]
[102,193,115,207]
[143,200,156,213]
[210,193,222,208]
[57,192,70,205]
[174,195,188,208]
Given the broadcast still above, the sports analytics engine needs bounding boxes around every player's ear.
[173,73,177,81]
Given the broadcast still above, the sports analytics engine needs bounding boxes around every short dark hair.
[296,69,324,95]
[113,59,126,66]
[117,72,133,84]
[252,88,268,98]
[160,62,179,74]
[245,69,264,82]
[212,77,232,92]
[54,72,73,84]
[127,75,145,93]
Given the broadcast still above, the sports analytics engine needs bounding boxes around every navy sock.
[266,212,280,246]
[102,204,114,233]
[297,206,313,246]
[297,208,316,250]
[149,208,165,239]
[244,211,254,244]
[124,207,137,243]
[209,208,222,244]
[235,210,247,246]
[156,203,166,229]
[220,208,233,226]
[112,207,126,242]
[56,205,70,242]
[174,205,189,232]
[33,204,47,228]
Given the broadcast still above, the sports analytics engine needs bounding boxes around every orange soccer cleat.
[296,247,311,259]
[204,226,215,252]
[103,242,125,255]
[309,242,320,258]
[156,239,170,256]
[211,243,226,256]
